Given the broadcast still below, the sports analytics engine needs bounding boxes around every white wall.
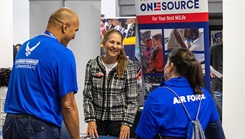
[0,0,13,68]
[222,0,245,138]
[13,0,29,44]
[0,0,29,68]
[101,0,117,17]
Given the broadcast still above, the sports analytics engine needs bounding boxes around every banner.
[135,0,210,97]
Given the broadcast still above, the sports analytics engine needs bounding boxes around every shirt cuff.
[85,119,96,123]
[121,122,133,127]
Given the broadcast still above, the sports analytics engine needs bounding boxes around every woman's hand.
[86,121,98,138]
[120,124,130,139]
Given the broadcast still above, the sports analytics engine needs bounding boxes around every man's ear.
[62,23,69,33]
[158,40,161,45]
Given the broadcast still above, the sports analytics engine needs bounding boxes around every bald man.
[3,7,80,139]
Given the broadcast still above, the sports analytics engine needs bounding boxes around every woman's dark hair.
[0,68,11,87]
[102,29,127,78]
[168,48,204,94]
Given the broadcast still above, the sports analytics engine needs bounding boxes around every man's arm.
[61,92,80,139]
[173,29,187,48]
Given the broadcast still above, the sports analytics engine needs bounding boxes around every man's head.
[15,43,22,51]
[126,18,134,24]
[46,7,79,46]
[185,28,199,41]
[112,19,120,26]
[142,30,152,48]
[107,19,113,25]
[152,33,163,49]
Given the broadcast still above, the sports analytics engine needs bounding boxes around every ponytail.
[186,60,204,94]
[117,49,127,78]
[168,48,204,94]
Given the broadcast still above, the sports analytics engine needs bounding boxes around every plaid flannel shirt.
[83,56,138,126]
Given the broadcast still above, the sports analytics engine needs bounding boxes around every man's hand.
[210,70,215,78]
[147,64,154,73]
[120,124,130,139]
[86,121,98,138]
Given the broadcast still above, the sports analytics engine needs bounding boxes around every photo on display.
[163,28,206,84]
[139,29,165,97]
[140,29,164,74]
[164,28,204,52]
[163,28,205,65]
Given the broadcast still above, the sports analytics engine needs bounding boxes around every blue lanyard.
[44,31,58,40]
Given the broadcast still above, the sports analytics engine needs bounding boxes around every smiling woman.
[83,29,138,139]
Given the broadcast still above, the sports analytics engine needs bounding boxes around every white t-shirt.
[103,62,118,75]
[167,29,185,50]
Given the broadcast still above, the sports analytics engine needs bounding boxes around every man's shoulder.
[210,43,223,48]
